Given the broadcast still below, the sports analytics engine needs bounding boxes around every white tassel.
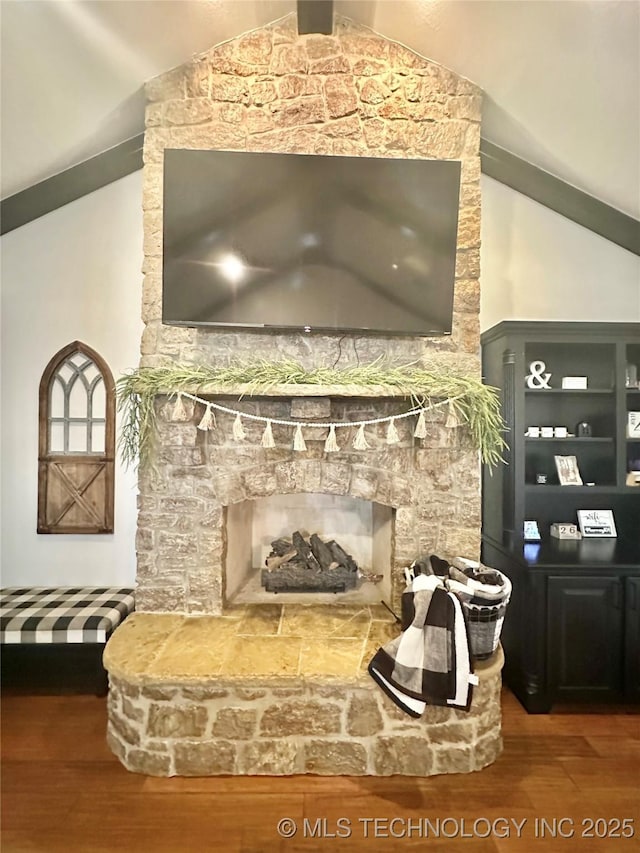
[232,413,246,441]
[324,424,339,453]
[352,423,370,450]
[261,420,275,448]
[171,393,188,422]
[446,399,460,429]
[386,418,400,444]
[414,409,427,439]
[293,424,307,452]
[197,404,216,431]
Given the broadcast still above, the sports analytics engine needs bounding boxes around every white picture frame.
[554,455,583,486]
[577,510,617,538]
[627,412,640,439]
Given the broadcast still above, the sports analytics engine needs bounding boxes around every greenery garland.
[116,359,507,470]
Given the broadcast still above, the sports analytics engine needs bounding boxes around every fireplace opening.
[224,494,393,606]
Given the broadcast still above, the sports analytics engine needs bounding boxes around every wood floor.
[1,689,638,853]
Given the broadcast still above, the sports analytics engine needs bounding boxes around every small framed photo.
[554,455,583,486]
[577,509,617,538]
[524,520,541,541]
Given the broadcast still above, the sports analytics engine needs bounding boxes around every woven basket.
[457,566,512,660]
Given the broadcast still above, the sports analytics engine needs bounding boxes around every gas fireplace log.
[291,531,321,572]
[309,534,339,571]
[270,538,294,557]
[327,540,359,573]
[265,549,297,570]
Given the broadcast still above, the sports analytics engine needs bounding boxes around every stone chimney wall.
[135,14,484,614]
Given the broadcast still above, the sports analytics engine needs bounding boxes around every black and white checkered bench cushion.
[0,587,135,644]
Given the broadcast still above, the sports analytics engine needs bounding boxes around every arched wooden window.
[38,341,115,533]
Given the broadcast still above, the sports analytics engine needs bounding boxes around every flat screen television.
[162,149,461,336]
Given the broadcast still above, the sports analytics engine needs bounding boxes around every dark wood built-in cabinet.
[481,322,639,712]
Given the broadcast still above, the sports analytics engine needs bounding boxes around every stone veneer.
[136,13,483,615]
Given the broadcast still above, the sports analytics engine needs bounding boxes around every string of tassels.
[170,391,466,453]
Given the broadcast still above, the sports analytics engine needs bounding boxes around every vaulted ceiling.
[1,0,639,221]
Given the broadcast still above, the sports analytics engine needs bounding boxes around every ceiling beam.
[2,133,638,258]
[297,0,333,35]
[0,135,144,236]
[480,139,640,256]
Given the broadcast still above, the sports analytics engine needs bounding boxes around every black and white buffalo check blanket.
[368,573,477,717]
[0,587,135,644]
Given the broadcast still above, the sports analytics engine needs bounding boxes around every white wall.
[480,175,640,331]
[1,169,638,587]
[1,172,143,587]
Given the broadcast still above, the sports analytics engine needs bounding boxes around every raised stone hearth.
[104,607,503,777]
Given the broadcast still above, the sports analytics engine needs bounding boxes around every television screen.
[162,149,461,336]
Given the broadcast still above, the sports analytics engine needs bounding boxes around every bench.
[1,587,135,695]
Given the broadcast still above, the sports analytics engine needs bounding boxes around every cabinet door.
[547,576,623,701]
[624,577,640,701]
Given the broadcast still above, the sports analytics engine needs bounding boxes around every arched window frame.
[38,341,115,534]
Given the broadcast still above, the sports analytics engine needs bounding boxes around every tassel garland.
[414,409,427,439]
[232,413,246,441]
[293,424,307,452]
[260,420,275,448]
[324,424,339,453]
[445,399,460,429]
[197,404,216,431]
[352,423,370,450]
[171,393,188,422]
[386,418,400,444]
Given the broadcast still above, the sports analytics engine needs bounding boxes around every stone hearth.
[105,607,503,777]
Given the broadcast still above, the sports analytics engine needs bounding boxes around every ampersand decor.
[526,360,552,389]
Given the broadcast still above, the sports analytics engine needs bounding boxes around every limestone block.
[305,740,368,775]
[271,96,325,128]
[322,115,361,138]
[277,75,323,100]
[122,697,145,724]
[271,44,308,76]
[309,55,351,74]
[142,685,181,701]
[174,740,236,775]
[260,701,341,736]
[349,467,378,502]
[358,78,391,105]
[127,749,172,777]
[211,708,257,740]
[233,688,267,701]
[234,29,273,65]
[250,81,277,106]
[362,118,386,147]
[472,733,503,770]
[448,94,483,122]
[184,61,210,98]
[107,728,128,762]
[147,704,208,739]
[135,586,187,613]
[304,35,342,61]
[374,736,434,776]
[434,745,474,775]
[352,58,388,76]
[290,397,332,420]
[238,740,300,775]
[414,120,467,159]
[454,279,481,315]
[164,99,214,126]
[342,33,390,60]
[427,721,474,745]
[110,710,141,746]
[182,686,230,701]
[346,694,384,737]
[146,66,185,101]
[320,462,351,495]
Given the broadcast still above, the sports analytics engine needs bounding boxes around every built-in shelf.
[525,437,613,443]
[525,388,614,395]
[524,484,621,494]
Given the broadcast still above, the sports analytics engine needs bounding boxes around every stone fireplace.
[104,13,503,778]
